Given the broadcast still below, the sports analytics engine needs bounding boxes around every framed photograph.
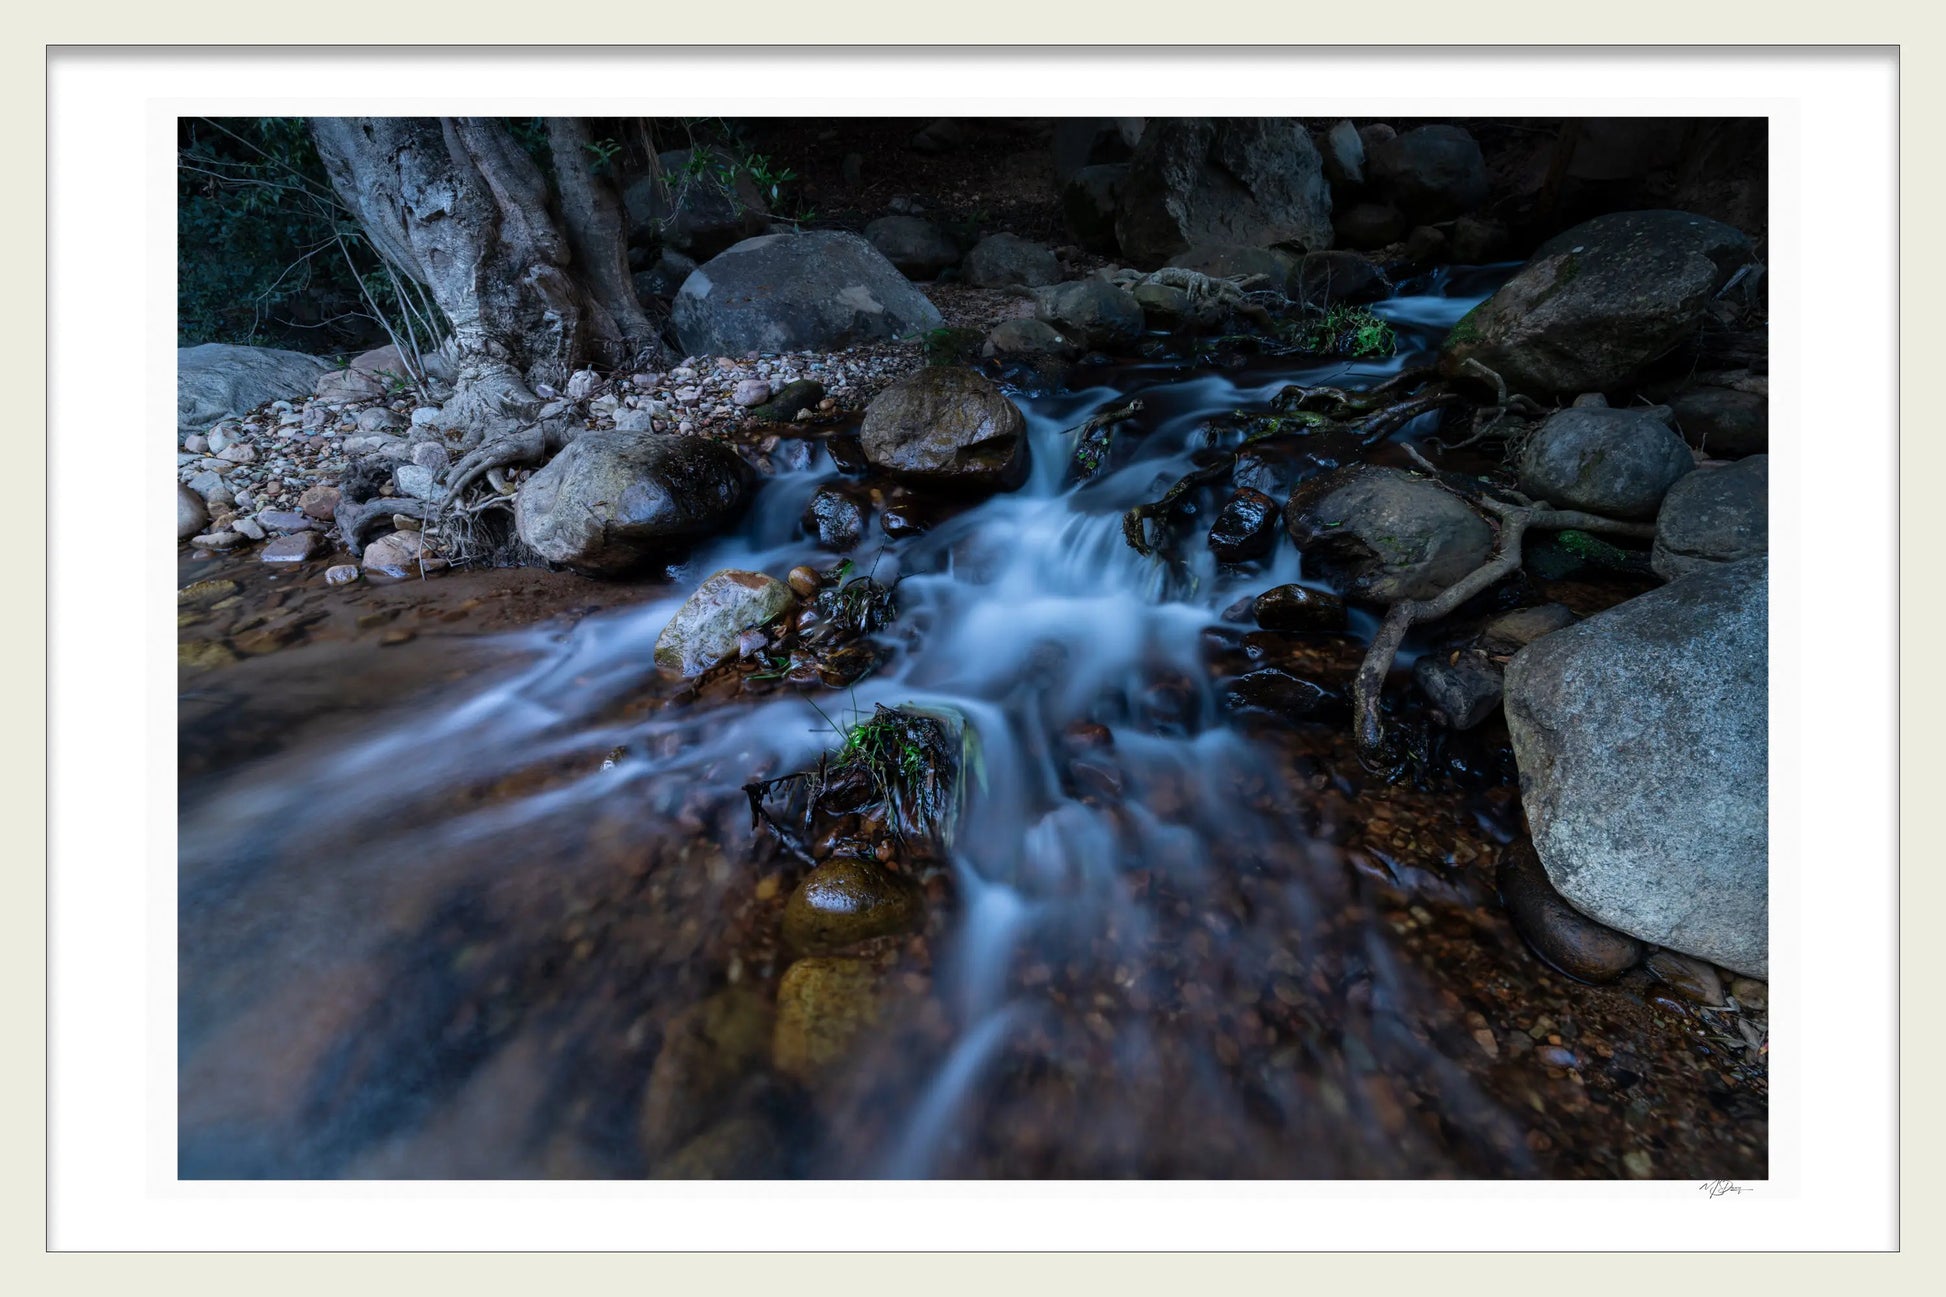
[32,33,1913,1268]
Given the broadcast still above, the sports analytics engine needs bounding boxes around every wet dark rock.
[634,248,697,302]
[1516,406,1695,520]
[879,488,955,537]
[772,956,884,1083]
[982,318,1077,361]
[1114,118,1334,266]
[1497,839,1645,983]
[1166,243,1293,294]
[1652,455,1768,580]
[1335,202,1407,251]
[802,484,870,551]
[1402,225,1450,265]
[1320,119,1365,188]
[1413,649,1503,730]
[653,569,796,677]
[623,148,769,260]
[964,233,1060,288]
[860,367,1030,492]
[515,432,753,575]
[863,214,961,280]
[1252,583,1347,634]
[1367,125,1488,223]
[1132,282,1196,328]
[1285,464,1493,604]
[1206,488,1281,562]
[1450,216,1510,265]
[1061,163,1128,254]
[1668,386,1768,458]
[782,857,925,954]
[1222,668,1339,722]
[1291,251,1388,307]
[1051,117,1143,183]
[1504,557,1768,976]
[1646,950,1726,1005]
[747,379,827,424]
[1478,603,1578,654]
[639,989,773,1158]
[671,231,943,356]
[1033,276,1145,351]
[1440,209,1754,398]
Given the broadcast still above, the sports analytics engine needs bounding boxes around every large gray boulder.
[623,149,770,260]
[1517,406,1697,520]
[1114,118,1334,267]
[1366,125,1488,223]
[514,431,753,575]
[859,367,1030,492]
[1441,210,1755,398]
[1652,455,1768,580]
[1285,465,1493,603]
[178,344,335,436]
[671,232,944,357]
[1503,557,1768,976]
[863,215,960,281]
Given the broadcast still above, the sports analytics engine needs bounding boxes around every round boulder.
[1285,465,1493,604]
[515,432,753,575]
[1367,124,1488,223]
[1497,839,1645,983]
[671,231,945,357]
[1291,251,1388,308]
[1668,385,1768,458]
[1034,276,1145,351]
[1651,454,1768,580]
[1517,406,1696,520]
[1115,118,1334,266]
[859,367,1030,492]
[1440,209,1755,398]
[177,483,209,540]
[864,214,961,280]
[963,233,1061,288]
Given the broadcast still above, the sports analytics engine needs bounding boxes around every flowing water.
[177,266,1766,1180]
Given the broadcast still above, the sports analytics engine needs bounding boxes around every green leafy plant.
[910,326,984,366]
[1287,304,1398,359]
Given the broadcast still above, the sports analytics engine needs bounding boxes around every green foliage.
[912,326,984,366]
[177,117,390,349]
[1286,304,1398,358]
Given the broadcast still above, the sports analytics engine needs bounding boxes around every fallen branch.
[1069,398,1144,479]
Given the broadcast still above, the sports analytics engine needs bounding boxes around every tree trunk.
[311,116,666,446]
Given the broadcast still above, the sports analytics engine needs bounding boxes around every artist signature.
[1698,1180,1752,1199]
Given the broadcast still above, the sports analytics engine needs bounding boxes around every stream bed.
[177,268,1766,1180]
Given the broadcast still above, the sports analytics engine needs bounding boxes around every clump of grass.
[1287,305,1397,358]
[912,325,984,366]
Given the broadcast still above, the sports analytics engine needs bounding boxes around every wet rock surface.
[1517,406,1696,520]
[654,569,796,677]
[1286,465,1494,603]
[1441,209,1754,398]
[1205,488,1281,562]
[782,857,925,954]
[859,366,1030,492]
[1652,455,1768,580]
[1498,840,1645,983]
[515,433,754,576]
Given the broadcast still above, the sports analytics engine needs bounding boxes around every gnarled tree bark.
[312,116,668,450]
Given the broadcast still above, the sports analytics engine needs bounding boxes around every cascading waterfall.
[179,268,1559,1180]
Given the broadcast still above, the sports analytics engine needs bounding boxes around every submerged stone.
[782,857,925,954]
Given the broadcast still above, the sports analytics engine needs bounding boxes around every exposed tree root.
[1069,398,1145,479]
[1350,490,1655,760]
